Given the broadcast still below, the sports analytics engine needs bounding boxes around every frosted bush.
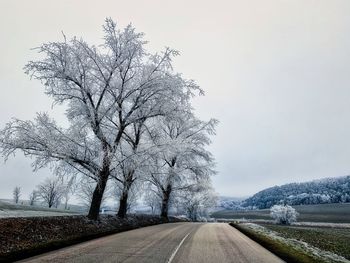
[270,204,298,225]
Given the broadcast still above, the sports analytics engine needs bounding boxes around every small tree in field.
[37,177,65,208]
[13,186,21,204]
[270,204,298,225]
[29,190,38,206]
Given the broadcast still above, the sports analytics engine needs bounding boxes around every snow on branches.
[270,205,298,225]
[0,18,217,220]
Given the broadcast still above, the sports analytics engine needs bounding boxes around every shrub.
[270,205,298,225]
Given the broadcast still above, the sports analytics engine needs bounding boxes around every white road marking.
[167,232,191,263]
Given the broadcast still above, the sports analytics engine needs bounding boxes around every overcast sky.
[1,0,350,199]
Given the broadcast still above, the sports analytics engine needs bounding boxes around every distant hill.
[242,176,350,209]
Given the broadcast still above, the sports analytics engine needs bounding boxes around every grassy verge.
[0,214,185,262]
[262,224,350,260]
[230,223,337,263]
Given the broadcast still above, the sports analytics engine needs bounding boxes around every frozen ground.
[0,200,82,218]
[0,209,79,218]
[241,223,349,263]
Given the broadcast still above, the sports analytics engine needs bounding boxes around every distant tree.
[62,177,77,210]
[28,190,38,206]
[37,177,65,208]
[13,186,21,204]
[147,112,217,220]
[270,205,298,225]
[243,176,350,209]
[143,187,162,215]
[178,183,218,221]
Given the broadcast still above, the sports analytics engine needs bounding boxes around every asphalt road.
[20,223,283,263]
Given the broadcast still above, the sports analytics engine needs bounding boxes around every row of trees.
[11,173,217,220]
[12,178,75,208]
[0,18,217,220]
[242,176,350,209]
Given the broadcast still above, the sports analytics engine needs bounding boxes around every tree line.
[0,18,218,220]
[242,176,350,209]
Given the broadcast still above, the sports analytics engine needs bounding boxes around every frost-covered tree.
[111,120,149,218]
[147,113,217,219]
[115,181,140,213]
[37,177,65,208]
[270,204,298,225]
[0,18,199,220]
[178,183,218,221]
[13,186,21,204]
[143,186,162,214]
[243,176,350,209]
[29,190,38,206]
[62,177,77,210]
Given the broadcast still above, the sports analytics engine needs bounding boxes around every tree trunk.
[64,195,69,210]
[117,173,134,218]
[117,191,129,218]
[88,168,109,220]
[160,184,172,220]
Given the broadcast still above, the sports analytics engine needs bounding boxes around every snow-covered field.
[294,221,350,229]
[241,223,349,263]
[0,209,80,218]
[0,200,82,218]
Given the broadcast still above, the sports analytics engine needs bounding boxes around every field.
[0,200,81,218]
[262,224,350,260]
[231,222,349,263]
[212,203,350,223]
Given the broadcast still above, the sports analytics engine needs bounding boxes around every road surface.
[19,223,283,263]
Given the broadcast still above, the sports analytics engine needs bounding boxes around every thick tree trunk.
[117,174,134,218]
[117,191,129,218]
[160,184,172,220]
[88,168,109,220]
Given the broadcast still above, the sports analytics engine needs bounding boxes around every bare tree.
[115,181,140,215]
[62,177,77,210]
[143,186,162,214]
[178,184,218,221]
[147,113,217,219]
[29,190,38,206]
[37,177,65,208]
[0,18,198,220]
[13,186,21,204]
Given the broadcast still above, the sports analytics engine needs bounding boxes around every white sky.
[1,0,350,199]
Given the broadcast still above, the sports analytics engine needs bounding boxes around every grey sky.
[1,0,350,199]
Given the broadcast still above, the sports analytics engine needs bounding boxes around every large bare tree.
[0,18,198,220]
